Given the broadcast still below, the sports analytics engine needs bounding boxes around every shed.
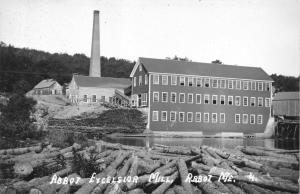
[33,79,63,95]
[272,92,300,118]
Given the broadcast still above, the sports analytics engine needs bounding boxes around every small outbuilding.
[272,92,300,119]
[33,79,63,95]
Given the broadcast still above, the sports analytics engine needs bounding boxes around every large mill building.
[130,57,273,135]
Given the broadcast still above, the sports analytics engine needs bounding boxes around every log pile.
[0,140,299,194]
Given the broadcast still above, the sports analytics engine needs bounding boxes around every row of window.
[152,111,263,124]
[152,111,225,123]
[83,95,106,102]
[132,74,271,91]
[153,92,271,107]
[235,114,263,124]
[133,75,148,87]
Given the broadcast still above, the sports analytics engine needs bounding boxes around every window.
[139,64,142,71]
[212,113,217,123]
[212,95,218,105]
[204,94,210,104]
[212,79,218,88]
[258,82,263,91]
[235,96,241,106]
[250,114,255,124]
[196,78,202,87]
[265,82,271,91]
[250,97,256,107]
[204,78,210,87]
[139,75,142,86]
[243,97,248,106]
[179,93,185,103]
[180,76,185,86]
[162,92,168,102]
[220,95,225,105]
[235,114,241,123]
[101,96,105,102]
[258,97,263,107]
[179,112,185,122]
[170,111,176,122]
[83,95,87,102]
[145,75,148,85]
[204,113,209,123]
[162,75,168,85]
[220,113,225,123]
[265,98,270,107]
[133,77,137,87]
[170,92,176,103]
[242,114,248,124]
[152,111,158,121]
[228,96,233,105]
[161,111,167,121]
[196,94,201,104]
[153,75,159,85]
[92,95,96,102]
[236,80,241,90]
[141,93,147,106]
[220,79,226,89]
[188,77,194,86]
[228,80,233,89]
[171,75,177,85]
[251,81,256,90]
[195,112,201,122]
[153,92,159,102]
[188,93,193,103]
[187,112,193,122]
[243,81,249,90]
[257,115,263,124]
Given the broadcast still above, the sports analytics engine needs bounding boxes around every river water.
[103,136,299,150]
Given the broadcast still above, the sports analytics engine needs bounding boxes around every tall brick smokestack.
[89,10,101,77]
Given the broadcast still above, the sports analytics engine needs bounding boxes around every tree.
[166,55,191,61]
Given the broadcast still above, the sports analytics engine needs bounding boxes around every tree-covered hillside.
[0,42,299,94]
[0,42,135,93]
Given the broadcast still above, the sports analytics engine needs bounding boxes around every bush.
[0,93,43,139]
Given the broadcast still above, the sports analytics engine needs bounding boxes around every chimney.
[89,10,101,77]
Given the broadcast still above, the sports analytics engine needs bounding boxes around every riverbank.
[0,140,299,193]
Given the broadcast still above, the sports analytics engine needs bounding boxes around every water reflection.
[103,136,299,150]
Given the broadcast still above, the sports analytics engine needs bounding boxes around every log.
[213,181,233,194]
[241,147,297,161]
[191,161,211,172]
[151,171,178,194]
[208,166,238,177]
[225,183,246,194]
[177,159,193,194]
[0,144,43,155]
[74,151,127,194]
[237,182,260,194]
[104,156,133,194]
[233,173,299,193]
[12,167,72,193]
[29,173,79,194]
[127,188,145,194]
[173,185,186,194]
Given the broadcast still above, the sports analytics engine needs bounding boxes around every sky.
[0,0,299,76]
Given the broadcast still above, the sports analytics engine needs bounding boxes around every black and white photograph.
[0,0,299,193]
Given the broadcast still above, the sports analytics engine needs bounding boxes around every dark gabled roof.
[273,92,300,101]
[139,57,273,81]
[73,75,131,89]
[34,79,59,89]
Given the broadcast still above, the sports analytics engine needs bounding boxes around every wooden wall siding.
[131,64,149,106]
[148,74,271,133]
[273,100,300,117]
